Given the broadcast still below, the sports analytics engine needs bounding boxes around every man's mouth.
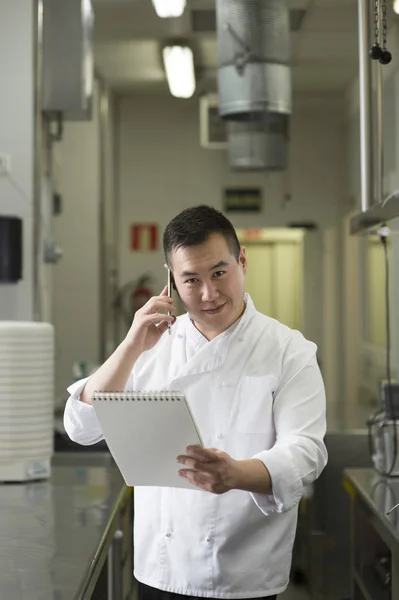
[203,303,226,315]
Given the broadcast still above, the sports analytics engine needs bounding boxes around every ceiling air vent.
[227,116,289,171]
[191,8,306,33]
[216,0,292,121]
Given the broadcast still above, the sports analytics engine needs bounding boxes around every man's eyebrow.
[180,260,230,278]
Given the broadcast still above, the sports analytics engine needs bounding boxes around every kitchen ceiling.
[92,0,359,94]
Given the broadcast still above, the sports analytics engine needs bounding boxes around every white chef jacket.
[64,294,327,598]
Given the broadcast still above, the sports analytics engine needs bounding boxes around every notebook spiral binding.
[92,391,183,402]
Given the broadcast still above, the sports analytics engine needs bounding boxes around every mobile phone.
[167,269,172,335]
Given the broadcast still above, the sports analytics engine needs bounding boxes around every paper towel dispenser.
[0,216,22,283]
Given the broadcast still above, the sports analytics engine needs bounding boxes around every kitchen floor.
[279,584,310,599]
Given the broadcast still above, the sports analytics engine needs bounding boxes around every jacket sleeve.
[63,377,104,445]
[250,336,327,516]
[63,372,135,445]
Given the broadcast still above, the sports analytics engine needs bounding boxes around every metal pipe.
[33,0,43,320]
[358,0,373,212]
[375,48,384,205]
[112,529,124,600]
[99,82,107,363]
[107,529,124,600]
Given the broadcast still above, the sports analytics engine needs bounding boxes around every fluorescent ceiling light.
[394,0,399,14]
[162,46,196,99]
[152,0,186,18]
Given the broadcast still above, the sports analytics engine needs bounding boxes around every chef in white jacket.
[64,205,327,600]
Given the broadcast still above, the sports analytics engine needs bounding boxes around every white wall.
[0,1,35,320]
[52,86,101,405]
[99,87,118,360]
[116,93,347,407]
[0,4,106,408]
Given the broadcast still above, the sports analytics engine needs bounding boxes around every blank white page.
[92,392,203,489]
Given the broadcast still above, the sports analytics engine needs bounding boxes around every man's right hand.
[125,286,176,353]
[78,287,176,405]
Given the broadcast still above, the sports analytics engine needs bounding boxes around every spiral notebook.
[92,391,204,489]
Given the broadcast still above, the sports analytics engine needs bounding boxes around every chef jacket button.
[165,532,171,538]
[220,381,228,388]
[217,433,223,440]
[206,536,213,543]
[177,334,183,339]
[238,336,244,342]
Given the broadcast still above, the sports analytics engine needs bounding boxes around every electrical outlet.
[0,154,11,177]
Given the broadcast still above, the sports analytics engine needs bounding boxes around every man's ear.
[239,246,248,275]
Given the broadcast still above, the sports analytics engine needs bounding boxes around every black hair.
[163,205,241,267]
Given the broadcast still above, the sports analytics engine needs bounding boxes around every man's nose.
[201,282,219,302]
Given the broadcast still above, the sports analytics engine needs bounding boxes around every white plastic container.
[0,322,54,481]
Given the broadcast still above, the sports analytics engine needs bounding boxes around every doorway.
[236,228,304,331]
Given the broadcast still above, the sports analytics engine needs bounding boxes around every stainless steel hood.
[349,0,399,235]
[350,192,399,234]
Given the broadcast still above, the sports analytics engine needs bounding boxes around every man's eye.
[185,279,198,284]
[213,271,226,278]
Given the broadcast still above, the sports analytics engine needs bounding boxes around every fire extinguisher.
[131,275,153,315]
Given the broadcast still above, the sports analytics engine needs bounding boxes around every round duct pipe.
[216,0,292,121]
[228,116,288,171]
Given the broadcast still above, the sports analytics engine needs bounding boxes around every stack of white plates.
[0,322,54,481]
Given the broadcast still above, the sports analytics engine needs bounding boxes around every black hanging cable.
[368,226,397,476]
[380,0,392,64]
[369,0,382,59]
[369,0,392,64]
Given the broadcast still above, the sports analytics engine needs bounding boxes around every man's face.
[170,233,247,340]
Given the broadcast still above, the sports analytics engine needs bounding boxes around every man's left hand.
[177,446,240,494]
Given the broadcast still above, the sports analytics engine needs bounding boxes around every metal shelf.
[350,195,399,235]
[354,566,391,600]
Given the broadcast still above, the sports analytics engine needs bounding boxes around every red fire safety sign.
[131,223,158,251]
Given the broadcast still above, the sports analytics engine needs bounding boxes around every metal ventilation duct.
[227,115,288,171]
[216,0,292,121]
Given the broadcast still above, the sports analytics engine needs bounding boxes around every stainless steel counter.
[0,452,129,600]
[344,468,399,549]
[344,468,399,599]
[292,430,372,599]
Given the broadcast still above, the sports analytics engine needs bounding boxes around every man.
[64,205,327,600]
